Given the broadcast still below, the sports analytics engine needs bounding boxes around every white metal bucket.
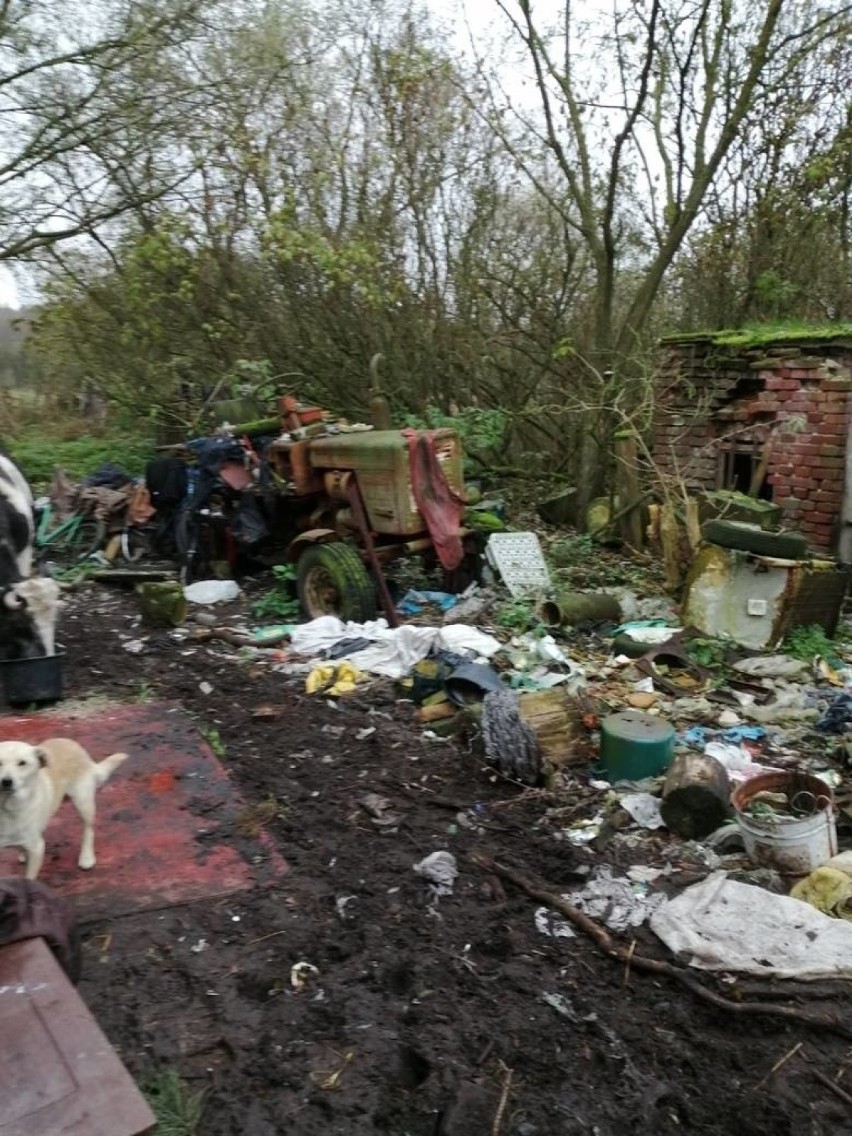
[732,771,837,876]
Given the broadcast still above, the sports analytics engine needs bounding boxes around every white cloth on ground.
[650,870,852,980]
[288,616,501,680]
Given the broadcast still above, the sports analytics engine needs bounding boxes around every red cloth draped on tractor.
[402,429,465,571]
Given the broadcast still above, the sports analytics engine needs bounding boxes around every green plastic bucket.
[599,710,674,781]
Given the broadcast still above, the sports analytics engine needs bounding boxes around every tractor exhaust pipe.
[368,353,392,431]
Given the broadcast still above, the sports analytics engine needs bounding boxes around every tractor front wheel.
[296,542,378,623]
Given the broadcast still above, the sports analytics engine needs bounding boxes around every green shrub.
[7,430,155,484]
[251,564,300,620]
[783,624,838,662]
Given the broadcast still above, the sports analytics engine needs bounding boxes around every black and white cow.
[0,451,60,660]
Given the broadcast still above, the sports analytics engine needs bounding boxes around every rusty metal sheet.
[0,701,287,921]
[0,937,155,1135]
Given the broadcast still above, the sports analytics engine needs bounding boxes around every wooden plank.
[0,938,155,1136]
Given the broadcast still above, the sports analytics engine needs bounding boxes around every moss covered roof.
[661,323,852,350]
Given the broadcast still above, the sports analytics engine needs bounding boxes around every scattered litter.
[541,992,577,1019]
[251,705,283,721]
[396,589,457,615]
[184,579,241,604]
[534,907,576,940]
[438,624,502,660]
[413,850,458,900]
[650,871,852,979]
[336,895,358,920]
[199,681,213,695]
[251,624,297,643]
[717,709,742,728]
[306,661,360,695]
[190,938,208,953]
[122,639,146,654]
[732,655,808,679]
[703,741,773,780]
[618,792,665,830]
[570,867,666,932]
[290,615,499,680]
[790,866,852,919]
[815,691,852,734]
[632,676,655,693]
[485,532,550,596]
[321,724,346,738]
[540,992,596,1022]
[626,692,659,710]
[290,961,320,990]
[563,815,604,845]
[626,865,667,884]
[356,726,377,740]
[359,793,402,829]
[606,589,679,624]
[612,622,682,645]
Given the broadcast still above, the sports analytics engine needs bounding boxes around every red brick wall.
[653,339,852,550]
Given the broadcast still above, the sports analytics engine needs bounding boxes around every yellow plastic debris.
[790,866,852,920]
[305,661,360,696]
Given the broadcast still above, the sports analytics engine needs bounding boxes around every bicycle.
[35,502,106,562]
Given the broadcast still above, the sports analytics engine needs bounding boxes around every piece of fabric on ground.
[0,879,81,982]
[650,870,852,979]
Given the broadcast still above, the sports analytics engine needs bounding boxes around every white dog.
[0,738,127,879]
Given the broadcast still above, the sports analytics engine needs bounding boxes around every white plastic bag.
[183,579,241,604]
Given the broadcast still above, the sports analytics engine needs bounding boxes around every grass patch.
[200,726,226,758]
[7,429,156,484]
[144,1069,205,1136]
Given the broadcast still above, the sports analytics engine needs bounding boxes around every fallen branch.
[811,1067,852,1109]
[492,1060,513,1136]
[753,1041,803,1090]
[469,852,852,1038]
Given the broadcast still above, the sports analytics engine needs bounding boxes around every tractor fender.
[286,528,339,562]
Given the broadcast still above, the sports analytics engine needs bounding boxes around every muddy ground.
[31,583,852,1133]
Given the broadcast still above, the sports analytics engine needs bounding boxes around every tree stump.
[135,581,187,627]
[660,752,732,838]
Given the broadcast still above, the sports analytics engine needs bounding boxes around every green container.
[599,710,675,782]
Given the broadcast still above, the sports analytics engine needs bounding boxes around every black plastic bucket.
[1,653,64,705]
[445,662,504,707]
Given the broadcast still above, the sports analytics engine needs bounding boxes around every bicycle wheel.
[174,509,202,584]
[121,527,152,563]
[72,517,107,559]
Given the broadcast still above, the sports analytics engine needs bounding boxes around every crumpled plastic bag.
[305,661,360,695]
[733,655,809,678]
[570,866,666,932]
[790,867,852,920]
[413,850,458,901]
[184,579,241,604]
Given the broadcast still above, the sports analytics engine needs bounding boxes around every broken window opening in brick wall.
[653,335,852,552]
[716,442,774,500]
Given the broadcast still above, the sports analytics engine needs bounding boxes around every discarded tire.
[297,542,378,622]
[701,519,808,560]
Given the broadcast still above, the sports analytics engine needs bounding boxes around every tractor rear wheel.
[297,542,378,623]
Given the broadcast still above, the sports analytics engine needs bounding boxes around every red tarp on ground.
[0,701,287,920]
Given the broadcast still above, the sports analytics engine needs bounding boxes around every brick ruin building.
[653,332,852,556]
